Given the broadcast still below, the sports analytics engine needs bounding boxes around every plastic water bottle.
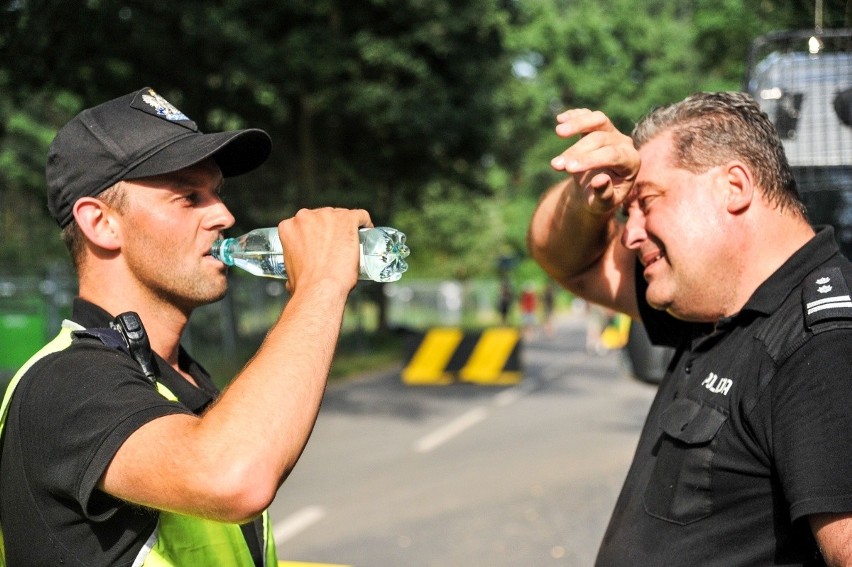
[210,226,410,283]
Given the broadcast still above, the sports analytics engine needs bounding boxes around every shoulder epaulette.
[802,266,852,330]
[72,314,160,385]
[72,327,131,355]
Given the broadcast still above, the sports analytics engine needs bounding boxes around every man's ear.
[71,197,122,251]
[724,161,754,215]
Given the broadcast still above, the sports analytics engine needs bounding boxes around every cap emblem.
[141,89,190,121]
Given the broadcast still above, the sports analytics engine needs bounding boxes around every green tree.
[501,0,851,204]
[489,0,851,281]
[0,1,519,275]
[2,0,849,284]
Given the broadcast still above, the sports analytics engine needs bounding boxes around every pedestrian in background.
[497,276,514,324]
[520,283,538,338]
[541,282,556,336]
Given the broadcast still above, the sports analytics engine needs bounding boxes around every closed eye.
[638,195,658,213]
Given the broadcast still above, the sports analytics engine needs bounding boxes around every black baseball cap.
[46,86,272,228]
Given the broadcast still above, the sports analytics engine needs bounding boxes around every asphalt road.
[269,314,658,567]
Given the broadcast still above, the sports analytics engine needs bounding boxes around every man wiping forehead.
[529,92,852,566]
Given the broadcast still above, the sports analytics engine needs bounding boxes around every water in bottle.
[359,227,410,282]
[210,226,409,283]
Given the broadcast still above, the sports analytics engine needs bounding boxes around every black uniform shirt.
[0,299,262,566]
[596,227,852,566]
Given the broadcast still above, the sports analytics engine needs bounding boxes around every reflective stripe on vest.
[133,511,276,567]
[0,321,277,567]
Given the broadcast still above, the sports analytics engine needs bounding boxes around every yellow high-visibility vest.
[0,321,277,566]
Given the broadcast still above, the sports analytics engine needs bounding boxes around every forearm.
[202,279,348,494]
[811,513,852,566]
[104,279,351,522]
[528,178,619,290]
[102,207,369,522]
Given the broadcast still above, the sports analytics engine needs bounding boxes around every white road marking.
[414,361,568,454]
[414,407,489,453]
[494,384,530,406]
[273,347,582,547]
[273,505,326,544]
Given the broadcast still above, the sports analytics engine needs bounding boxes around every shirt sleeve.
[15,341,192,520]
[772,329,852,522]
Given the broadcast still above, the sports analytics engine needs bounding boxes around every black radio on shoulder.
[110,312,159,385]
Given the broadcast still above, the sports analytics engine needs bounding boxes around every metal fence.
[1,271,550,384]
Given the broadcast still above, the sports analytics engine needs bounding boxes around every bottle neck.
[210,238,234,266]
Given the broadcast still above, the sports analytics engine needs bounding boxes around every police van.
[745,28,852,256]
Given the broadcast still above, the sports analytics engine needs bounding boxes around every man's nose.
[208,200,235,231]
[621,207,647,250]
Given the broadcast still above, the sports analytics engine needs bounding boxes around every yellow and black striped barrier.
[601,313,631,350]
[401,327,522,386]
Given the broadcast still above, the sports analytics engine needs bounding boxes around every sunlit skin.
[529,105,852,566]
[621,133,746,322]
[117,160,234,316]
[69,157,372,522]
[72,159,235,382]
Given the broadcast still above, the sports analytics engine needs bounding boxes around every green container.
[0,296,47,373]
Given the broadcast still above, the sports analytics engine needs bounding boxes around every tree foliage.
[0,0,518,274]
[1,0,849,279]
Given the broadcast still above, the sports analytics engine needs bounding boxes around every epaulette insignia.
[803,266,852,328]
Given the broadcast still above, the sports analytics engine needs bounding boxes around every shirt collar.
[71,296,115,328]
[736,226,841,318]
[70,298,218,412]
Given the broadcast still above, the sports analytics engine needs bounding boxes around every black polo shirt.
[596,227,852,566]
[0,299,264,566]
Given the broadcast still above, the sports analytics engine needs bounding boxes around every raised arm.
[527,109,641,319]
[101,207,370,523]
